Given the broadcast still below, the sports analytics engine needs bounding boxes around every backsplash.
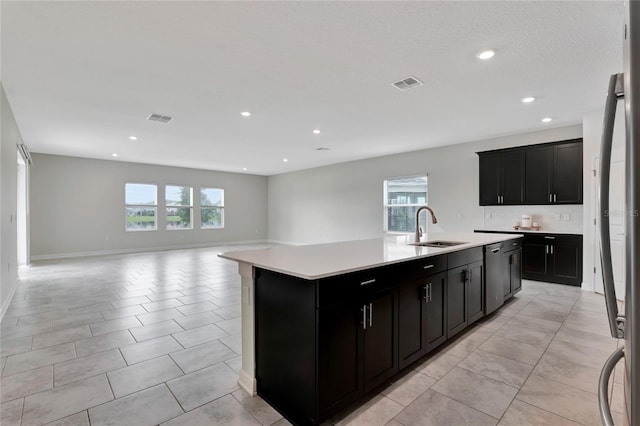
[482,205,583,234]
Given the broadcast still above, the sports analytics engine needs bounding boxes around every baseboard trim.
[31,239,270,261]
[0,278,19,323]
[266,239,304,246]
[238,368,257,396]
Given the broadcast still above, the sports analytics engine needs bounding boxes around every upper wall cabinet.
[478,150,525,205]
[478,138,583,206]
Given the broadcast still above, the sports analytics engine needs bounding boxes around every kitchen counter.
[476,228,582,235]
[218,231,523,405]
[219,232,523,280]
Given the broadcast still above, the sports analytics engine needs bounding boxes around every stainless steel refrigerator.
[598,2,640,425]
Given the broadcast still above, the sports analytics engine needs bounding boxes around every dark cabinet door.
[550,237,582,285]
[398,278,427,370]
[509,248,522,295]
[554,143,583,204]
[525,146,554,204]
[363,290,398,392]
[467,261,484,325]
[522,240,550,281]
[318,302,363,419]
[447,265,467,338]
[479,153,501,206]
[425,272,447,353]
[501,150,525,204]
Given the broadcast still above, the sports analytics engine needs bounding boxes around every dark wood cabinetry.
[398,268,446,370]
[255,240,520,425]
[479,150,525,205]
[446,248,483,339]
[478,138,583,206]
[504,244,522,299]
[525,141,583,204]
[522,234,583,285]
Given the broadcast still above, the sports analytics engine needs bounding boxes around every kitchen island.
[219,232,523,425]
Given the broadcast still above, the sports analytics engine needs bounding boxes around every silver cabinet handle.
[423,264,434,270]
[501,195,504,204]
[428,283,432,302]
[491,248,500,253]
[497,195,500,204]
[360,279,376,286]
[554,194,557,203]
[369,302,373,327]
[544,236,556,240]
[362,305,367,330]
[598,347,624,426]
[423,284,428,301]
[600,73,625,339]
[550,245,554,255]
[549,194,552,203]
[512,242,519,246]
[545,245,549,254]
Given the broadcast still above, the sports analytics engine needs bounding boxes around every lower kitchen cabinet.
[522,234,582,286]
[254,239,519,425]
[447,248,484,339]
[398,270,446,370]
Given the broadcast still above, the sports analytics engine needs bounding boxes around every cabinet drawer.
[401,255,447,277]
[448,247,483,269]
[317,268,391,308]
[504,239,522,251]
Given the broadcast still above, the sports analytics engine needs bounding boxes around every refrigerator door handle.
[599,72,626,339]
[598,346,624,426]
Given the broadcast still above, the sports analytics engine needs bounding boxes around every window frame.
[200,186,225,230]
[165,184,194,231]
[383,174,429,234]
[125,182,158,232]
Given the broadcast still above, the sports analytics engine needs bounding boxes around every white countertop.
[476,228,583,235]
[219,232,523,280]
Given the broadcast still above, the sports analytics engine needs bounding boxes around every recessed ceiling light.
[477,50,495,60]
[111,153,118,157]
[283,158,288,163]
[241,111,251,117]
[521,97,535,103]
[541,117,552,123]
[316,147,330,151]
[129,136,137,140]
[243,167,248,171]
[313,129,321,134]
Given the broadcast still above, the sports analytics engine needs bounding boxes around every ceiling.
[1,1,624,176]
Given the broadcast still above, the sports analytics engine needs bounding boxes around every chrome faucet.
[415,206,438,243]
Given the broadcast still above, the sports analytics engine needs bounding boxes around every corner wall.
[30,154,269,258]
[1,86,21,319]
[268,125,583,245]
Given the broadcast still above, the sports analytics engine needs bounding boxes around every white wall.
[268,124,583,245]
[1,86,22,319]
[30,154,268,259]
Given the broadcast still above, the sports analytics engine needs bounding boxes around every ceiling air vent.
[147,113,173,123]
[392,76,423,91]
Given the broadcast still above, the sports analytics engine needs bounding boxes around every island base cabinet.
[447,260,483,339]
[318,302,363,421]
[255,269,317,426]
[398,271,446,370]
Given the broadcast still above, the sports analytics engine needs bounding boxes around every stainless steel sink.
[410,240,468,247]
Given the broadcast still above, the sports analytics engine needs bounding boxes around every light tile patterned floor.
[0,246,625,425]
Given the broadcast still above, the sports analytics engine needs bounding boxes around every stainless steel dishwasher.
[484,242,504,315]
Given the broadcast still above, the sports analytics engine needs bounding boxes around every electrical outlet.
[563,213,571,221]
[554,213,561,221]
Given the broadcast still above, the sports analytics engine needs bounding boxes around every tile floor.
[0,246,625,426]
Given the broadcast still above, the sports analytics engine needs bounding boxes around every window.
[125,183,157,231]
[384,176,428,233]
[200,187,224,229]
[166,185,193,230]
